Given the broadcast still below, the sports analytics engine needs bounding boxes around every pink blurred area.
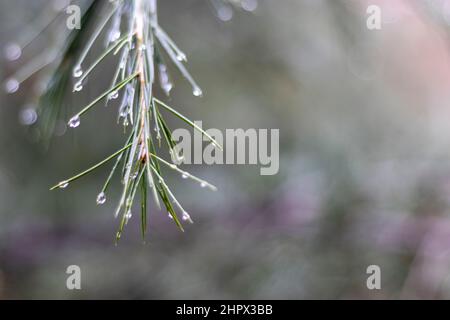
[355,0,450,111]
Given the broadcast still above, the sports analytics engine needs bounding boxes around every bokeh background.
[2,0,450,299]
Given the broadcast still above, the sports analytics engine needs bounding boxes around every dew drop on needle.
[73,66,83,78]
[4,43,22,61]
[193,86,203,97]
[5,78,19,94]
[68,115,81,128]
[73,81,83,92]
[96,192,106,205]
[58,181,69,189]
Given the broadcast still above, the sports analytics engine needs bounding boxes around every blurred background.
[2,0,450,299]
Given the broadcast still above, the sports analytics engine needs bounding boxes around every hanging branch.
[5,0,225,241]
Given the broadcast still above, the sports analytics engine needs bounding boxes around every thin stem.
[148,151,217,191]
[77,34,130,85]
[74,3,119,70]
[153,98,223,150]
[72,72,138,119]
[50,143,133,190]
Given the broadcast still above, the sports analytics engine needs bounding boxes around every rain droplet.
[109,31,121,43]
[217,6,233,22]
[108,90,119,100]
[68,115,81,128]
[200,182,207,188]
[4,43,22,61]
[181,173,189,179]
[120,106,130,118]
[193,86,203,97]
[170,149,184,164]
[96,192,106,205]
[162,82,173,95]
[125,211,133,220]
[169,164,177,169]
[241,0,258,12]
[73,66,83,78]
[73,81,83,92]
[168,214,173,220]
[182,212,193,223]
[58,181,69,189]
[19,108,38,126]
[176,53,187,62]
[158,64,173,95]
[5,78,19,94]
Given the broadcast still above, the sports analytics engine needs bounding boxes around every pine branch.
[44,0,220,240]
[3,0,250,241]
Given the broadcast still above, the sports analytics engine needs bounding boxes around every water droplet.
[170,149,184,164]
[217,6,233,21]
[176,53,187,62]
[241,0,258,12]
[4,43,22,61]
[5,78,19,94]
[68,115,80,128]
[168,214,173,220]
[58,181,69,189]
[109,31,121,43]
[125,211,133,220]
[73,81,83,92]
[162,82,173,95]
[120,106,130,118]
[200,182,207,188]
[108,90,119,100]
[73,66,83,78]
[19,108,38,126]
[169,164,177,170]
[181,173,189,179]
[182,212,193,223]
[193,86,203,97]
[158,64,173,95]
[96,192,106,205]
